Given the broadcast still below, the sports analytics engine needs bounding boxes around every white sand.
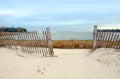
[0,47,120,79]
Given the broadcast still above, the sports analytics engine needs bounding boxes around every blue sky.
[0,0,120,31]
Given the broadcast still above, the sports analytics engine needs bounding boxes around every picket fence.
[93,25,120,50]
[0,28,54,57]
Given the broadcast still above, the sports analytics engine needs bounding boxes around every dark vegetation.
[97,29,120,32]
[0,27,27,32]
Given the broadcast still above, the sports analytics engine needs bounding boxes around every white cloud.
[0,9,31,18]
[0,0,120,28]
[26,18,98,26]
[98,24,120,29]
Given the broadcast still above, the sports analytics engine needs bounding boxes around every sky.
[0,0,120,31]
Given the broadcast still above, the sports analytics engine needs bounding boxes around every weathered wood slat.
[0,28,54,57]
[112,34,117,48]
[47,28,54,56]
[106,32,112,48]
[93,26,120,50]
[45,29,50,56]
[103,32,108,48]
[116,35,120,49]
[109,33,115,48]
[99,31,103,47]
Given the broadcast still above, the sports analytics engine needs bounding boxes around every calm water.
[0,31,93,40]
[51,31,93,40]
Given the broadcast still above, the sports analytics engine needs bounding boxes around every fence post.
[46,28,54,56]
[92,25,97,51]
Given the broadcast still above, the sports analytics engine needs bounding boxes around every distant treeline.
[0,27,27,32]
[97,29,120,32]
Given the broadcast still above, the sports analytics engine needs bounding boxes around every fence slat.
[93,26,120,50]
[0,28,54,57]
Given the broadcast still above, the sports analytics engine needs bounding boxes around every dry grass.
[52,40,93,49]
[1,39,119,49]
[0,40,93,49]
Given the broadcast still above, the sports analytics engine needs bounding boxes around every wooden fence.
[93,25,120,50]
[0,28,54,57]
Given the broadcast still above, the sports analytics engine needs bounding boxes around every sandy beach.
[0,47,120,79]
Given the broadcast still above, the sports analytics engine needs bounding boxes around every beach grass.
[52,40,93,49]
[0,40,93,49]
[1,39,119,49]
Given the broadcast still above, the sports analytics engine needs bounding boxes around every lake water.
[25,26,93,40]
[51,31,93,40]
[0,31,93,40]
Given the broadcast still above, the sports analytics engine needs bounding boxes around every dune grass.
[52,40,93,49]
[0,39,93,49]
[1,39,119,49]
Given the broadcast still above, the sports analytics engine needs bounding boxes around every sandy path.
[0,48,120,79]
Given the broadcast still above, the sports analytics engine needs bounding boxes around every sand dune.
[0,48,120,79]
